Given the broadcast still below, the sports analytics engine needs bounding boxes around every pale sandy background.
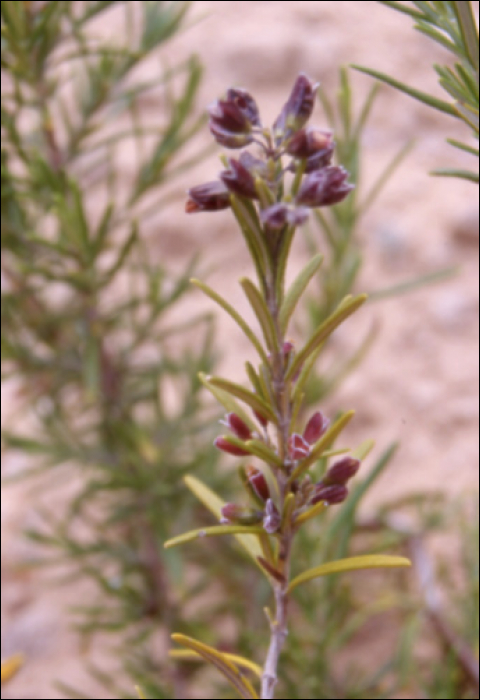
[2,2,479,698]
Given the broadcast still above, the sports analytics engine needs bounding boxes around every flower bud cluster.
[186,73,354,225]
[310,456,360,506]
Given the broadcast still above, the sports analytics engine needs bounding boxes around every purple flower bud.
[209,121,254,149]
[221,503,263,525]
[239,150,268,179]
[263,498,281,534]
[214,436,250,456]
[296,166,354,208]
[304,145,335,173]
[186,181,231,213]
[224,412,252,440]
[220,158,258,199]
[324,457,360,486]
[288,433,311,460]
[310,483,348,506]
[246,465,270,501]
[286,127,334,159]
[303,411,330,444]
[226,88,261,127]
[208,90,260,149]
[260,203,310,230]
[273,73,319,139]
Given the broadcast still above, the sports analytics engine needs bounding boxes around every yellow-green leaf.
[171,634,259,699]
[169,649,263,679]
[279,253,323,334]
[351,439,375,460]
[294,500,326,527]
[198,373,258,433]
[286,294,367,381]
[191,279,268,363]
[164,524,265,549]
[240,277,277,352]
[288,554,411,593]
[208,376,277,423]
[182,475,265,571]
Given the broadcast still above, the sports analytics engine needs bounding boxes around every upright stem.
[261,263,293,699]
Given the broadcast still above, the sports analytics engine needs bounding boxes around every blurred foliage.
[1,3,478,700]
[299,67,455,406]
[1,1,222,696]
[354,0,479,182]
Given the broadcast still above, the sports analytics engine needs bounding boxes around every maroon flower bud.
[296,166,354,208]
[253,409,269,427]
[246,465,270,501]
[260,203,309,230]
[223,412,252,440]
[283,341,294,356]
[286,127,334,159]
[303,411,330,444]
[310,483,348,506]
[221,503,263,525]
[220,158,258,199]
[214,436,250,456]
[186,181,231,213]
[324,457,360,486]
[226,88,261,127]
[288,433,311,460]
[263,499,281,534]
[273,73,319,138]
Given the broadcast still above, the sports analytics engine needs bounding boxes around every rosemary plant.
[165,74,411,700]
[1,2,221,696]
[354,0,479,182]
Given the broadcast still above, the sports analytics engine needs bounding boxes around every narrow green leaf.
[101,223,138,287]
[245,361,266,399]
[230,195,268,291]
[164,524,265,549]
[279,253,323,334]
[454,101,480,132]
[183,475,265,569]
[357,140,414,218]
[431,167,479,182]
[351,439,375,461]
[171,634,259,699]
[207,376,277,423]
[169,649,263,678]
[286,294,367,382]
[295,500,327,527]
[287,554,411,593]
[198,373,258,432]
[290,410,355,481]
[453,1,479,74]
[446,138,479,156]
[351,65,458,116]
[245,439,283,468]
[239,277,277,352]
[377,1,425,20]
[367,266,458,301]
[191,279,268,363]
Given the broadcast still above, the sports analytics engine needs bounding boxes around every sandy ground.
[2,2,479,698]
